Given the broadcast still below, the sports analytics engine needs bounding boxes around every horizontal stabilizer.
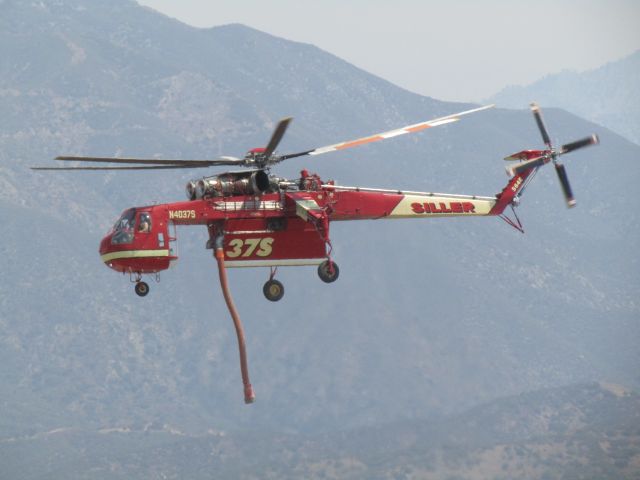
[504,149,547,161]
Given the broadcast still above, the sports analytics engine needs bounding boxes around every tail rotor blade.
[531,103,552,148]
[263,117,292,159]
[560,134,599,155]
[555,162,576,208]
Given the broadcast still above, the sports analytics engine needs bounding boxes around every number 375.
[226,237,274,258]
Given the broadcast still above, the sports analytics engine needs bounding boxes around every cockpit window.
[137,212,151,233]
[111,209,136,245]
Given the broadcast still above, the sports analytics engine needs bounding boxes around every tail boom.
[326,168,537,221]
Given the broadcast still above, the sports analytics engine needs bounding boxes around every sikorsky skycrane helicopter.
[33,103,598,403]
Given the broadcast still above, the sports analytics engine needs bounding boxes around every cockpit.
[110,208,136,244]
[110,209,153,245]
[100,206,176,278]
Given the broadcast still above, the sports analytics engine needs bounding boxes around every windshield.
[111,208,136,245]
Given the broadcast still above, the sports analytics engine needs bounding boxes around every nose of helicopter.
[99,233,120,271]
[98,206,179,276]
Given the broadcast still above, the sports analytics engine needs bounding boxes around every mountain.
[487,50,640,145]
[2,383,639,479]
[1,0,639,475]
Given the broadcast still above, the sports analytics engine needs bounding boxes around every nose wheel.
[135,281,150,297]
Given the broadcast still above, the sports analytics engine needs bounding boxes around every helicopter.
[33,103,598,403]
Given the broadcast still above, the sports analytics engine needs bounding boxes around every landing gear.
[263,279,285,302]
[135,281,149,297]
[318,260,339,283]
[130,272,151,297]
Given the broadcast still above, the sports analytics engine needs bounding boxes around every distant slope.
[487,50,640,145]
[2,383,638,479]
[0,0,639,445]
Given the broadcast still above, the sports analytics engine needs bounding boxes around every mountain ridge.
[2,382,638,479]
[1,0,638,448]
[487,49,640,145]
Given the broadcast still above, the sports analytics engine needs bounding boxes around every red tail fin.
[489,169,535,216]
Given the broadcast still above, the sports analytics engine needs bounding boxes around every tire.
[135,281,150,297]
[263,279,284,302]
[318,260,339,283]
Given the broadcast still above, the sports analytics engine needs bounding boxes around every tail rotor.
[507,103,599,208]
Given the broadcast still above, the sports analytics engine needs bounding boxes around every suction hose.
[214,240,255,404]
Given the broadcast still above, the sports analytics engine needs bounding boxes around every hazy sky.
[137,0,639,102]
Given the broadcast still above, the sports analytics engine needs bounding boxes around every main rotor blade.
[555,162,576,208]
[32,165,212,171]
[560,134,599,155]
[54,155,242,166]
[280,104,495,161]
[263,117,292,159]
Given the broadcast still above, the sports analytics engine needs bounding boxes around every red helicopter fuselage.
[99,169,531,277]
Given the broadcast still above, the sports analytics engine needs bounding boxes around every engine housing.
[186,170,272,200]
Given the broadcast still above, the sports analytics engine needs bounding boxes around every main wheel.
[318,260,339,283]
[135,281,149,297]
[263,279,284,302]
